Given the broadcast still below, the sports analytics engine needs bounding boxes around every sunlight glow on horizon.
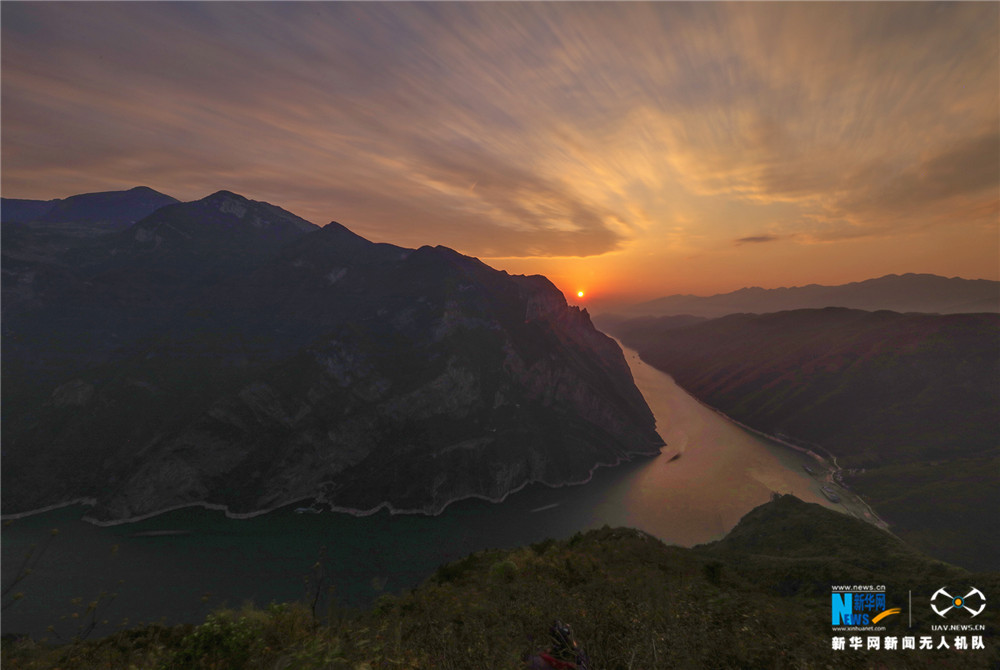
[2,3,997,296]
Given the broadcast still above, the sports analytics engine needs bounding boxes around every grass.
[3,497,998,669]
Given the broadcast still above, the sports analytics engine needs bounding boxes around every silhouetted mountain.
[1,186,178,227]
[621,274,1000,317]
[2,191,662,522]
[64,189,319,283]
[2,191,320,383]
[0,198,59,223]
[604,308,1000,571]
[3,188,183,350]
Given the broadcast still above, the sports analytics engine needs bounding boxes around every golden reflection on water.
[591,342,837,546]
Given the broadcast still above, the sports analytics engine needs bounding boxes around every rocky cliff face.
[2,191,662,521]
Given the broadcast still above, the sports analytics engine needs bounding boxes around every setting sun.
[577,290,585,298]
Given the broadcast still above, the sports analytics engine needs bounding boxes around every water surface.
[2,342,833,637]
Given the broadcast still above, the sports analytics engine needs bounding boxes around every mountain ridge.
[617,273,1000,317]
[1,186,179,228]
[2,189,663,522]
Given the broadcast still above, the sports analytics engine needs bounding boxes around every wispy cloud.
[736,235,780,245]
[2,2,996,290]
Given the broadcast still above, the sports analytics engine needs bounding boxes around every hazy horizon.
[3,2,998,303]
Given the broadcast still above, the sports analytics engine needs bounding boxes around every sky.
[2,2,998,307]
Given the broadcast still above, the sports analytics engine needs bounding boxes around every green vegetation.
[3,496,998,669]
[849,455,1000,570]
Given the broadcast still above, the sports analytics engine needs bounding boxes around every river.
[1,343,838,637]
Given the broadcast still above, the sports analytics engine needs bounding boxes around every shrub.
[488,559,519,583]
[164,612,263,669]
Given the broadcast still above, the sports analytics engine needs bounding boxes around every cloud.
[1,2,997,265]
[833,132,999,219]
[736,235,780,245]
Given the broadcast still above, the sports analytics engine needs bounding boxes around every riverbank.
[616,339,891,533]
[2,346,872,639]
[2,446,666,528]
[704,405,891,531]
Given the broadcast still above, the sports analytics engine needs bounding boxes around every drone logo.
[931,587,986,618]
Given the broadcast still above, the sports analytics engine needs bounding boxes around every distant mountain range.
[2,186,179,229]
[2,187,662,522]
[603,308,1000,571]
[616,274,999,317]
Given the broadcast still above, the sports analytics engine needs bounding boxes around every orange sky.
[3,3,997,307]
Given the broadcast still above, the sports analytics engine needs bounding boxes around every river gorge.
[2,343,850,638]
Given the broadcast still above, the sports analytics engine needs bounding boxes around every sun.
[576,290,585,298]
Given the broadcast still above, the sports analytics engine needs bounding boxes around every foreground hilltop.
[5,495,998,668]
[2,189,662,522]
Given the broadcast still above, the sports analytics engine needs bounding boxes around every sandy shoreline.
[1,497,99,521]
[677,384,891,531]
[702,406,890,530]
